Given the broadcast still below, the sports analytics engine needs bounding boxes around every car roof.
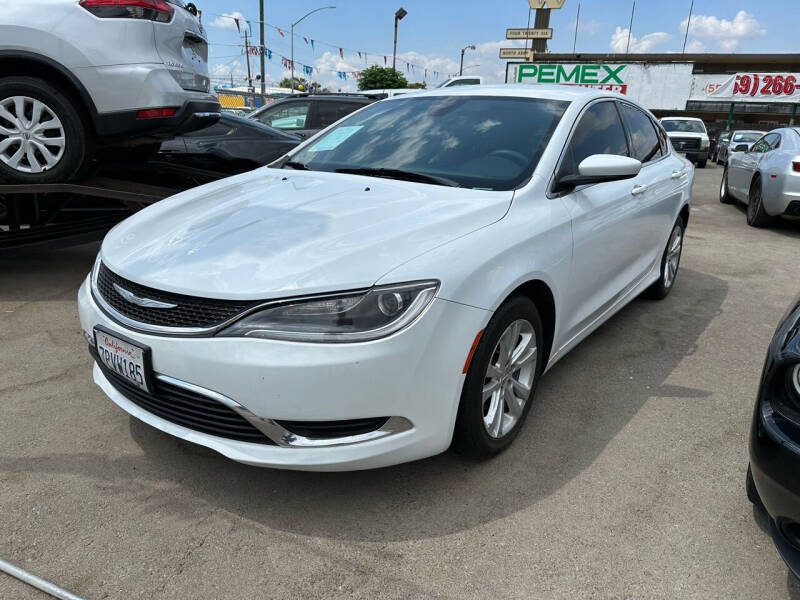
[661,116,704,121]
[732,130,766,134]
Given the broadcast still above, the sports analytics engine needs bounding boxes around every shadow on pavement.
[101,267,727,542]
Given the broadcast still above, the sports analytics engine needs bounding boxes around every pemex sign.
[517,63,627,91]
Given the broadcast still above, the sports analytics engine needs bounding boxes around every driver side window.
[560,101,629,177]
[751,136,771,153]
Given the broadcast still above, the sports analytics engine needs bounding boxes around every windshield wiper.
[282,160,310,170]
[334,167,461,188]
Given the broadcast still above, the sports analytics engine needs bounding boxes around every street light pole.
[259,0,266,97]
[290,5,335,95]
[459,44,476,76]
[392,7,407,71]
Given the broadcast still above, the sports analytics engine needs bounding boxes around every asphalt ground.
[2,164,800,599]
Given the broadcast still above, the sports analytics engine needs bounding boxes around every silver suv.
[0,0,219,183]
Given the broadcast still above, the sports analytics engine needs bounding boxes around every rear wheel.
[0,76,93,183]
[643,217,684,300]
[746,176,775,228]
[719,167,734,204]
[453,296,543,458]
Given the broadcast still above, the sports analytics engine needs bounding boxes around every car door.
[557,100,648,342]
[753,133,783,202]
[618,102,683,265]
[730,134,771,197]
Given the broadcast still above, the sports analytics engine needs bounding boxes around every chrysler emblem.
[113,283,177,309]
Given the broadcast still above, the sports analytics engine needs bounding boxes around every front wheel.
[643,217,685,300]
[0,76,93,183]
[720,167,734,204]
[453,296,544,458]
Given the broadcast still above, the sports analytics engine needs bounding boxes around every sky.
[201,0,798,92]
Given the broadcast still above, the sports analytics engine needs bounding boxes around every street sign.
[500,48,535,59]
[527,0,566,8]
[506,28,553,39]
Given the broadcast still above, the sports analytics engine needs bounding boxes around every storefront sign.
[708,73,800,102]
[508,62,695,110]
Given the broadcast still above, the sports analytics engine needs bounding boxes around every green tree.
[407,82,427,89]
[278,77,329,93]
[357,66,409,90]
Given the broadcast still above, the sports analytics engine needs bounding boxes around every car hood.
[100,169,513,300]
[666,131,706,139]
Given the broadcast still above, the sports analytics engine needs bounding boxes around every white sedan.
[78,85,693,471]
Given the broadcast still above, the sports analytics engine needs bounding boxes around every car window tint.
[253,101,310,130]
[620,104,662,163]
[560,101,629,175]
[752,136,771,153]
[315,101,365,127]
[765,133,781,150]
[653,119,669,154]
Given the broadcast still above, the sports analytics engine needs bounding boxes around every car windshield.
[732,132,764,143]
[284,95,570,190]
[662,120,706,133]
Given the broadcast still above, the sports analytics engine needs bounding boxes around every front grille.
[671,137,700,150]
[95,357,276,445]
[96,263,258,329]
[276,417,390,439]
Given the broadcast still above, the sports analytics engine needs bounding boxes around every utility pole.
[625,1,635,54]
[244,29,253,107]
[682,0,694,54]
[392,7,407,71]
[573,2,580,54]
[532,8,550,53]
[259,0,266,96]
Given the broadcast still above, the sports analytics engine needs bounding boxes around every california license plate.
[94,327,152,392]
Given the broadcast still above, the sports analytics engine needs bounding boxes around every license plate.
[94,327,152,392]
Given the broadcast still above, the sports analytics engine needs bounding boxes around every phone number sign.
[709,73,800,102]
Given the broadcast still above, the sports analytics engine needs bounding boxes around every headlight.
[217,280,439,342]
[700,137,710,149]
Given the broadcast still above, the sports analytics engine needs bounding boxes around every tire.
[643,216,685,300]
[719,167,734,204]
[697,158,707,168]
[453,295,544,458]
[0,76,93,183]
[746,176,775,228]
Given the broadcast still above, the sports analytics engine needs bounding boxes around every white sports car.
[78,85,693,471]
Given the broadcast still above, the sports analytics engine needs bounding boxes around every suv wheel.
[0,77,93,184]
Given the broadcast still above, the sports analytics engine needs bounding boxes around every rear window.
[621,104,662,163]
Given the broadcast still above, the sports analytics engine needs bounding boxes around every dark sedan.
[748,292,800,580]
[159,113,301,174]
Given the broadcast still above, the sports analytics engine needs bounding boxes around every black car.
[748,292,800,579]
[248,94,377,138]
[158,113,301,174]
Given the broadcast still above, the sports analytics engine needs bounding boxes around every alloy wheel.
[482,319,537,439]
[663,224,683,289]
[0,95,66,174]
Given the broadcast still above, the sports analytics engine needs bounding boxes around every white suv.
[0,0,219,183]
[660,117,710,168]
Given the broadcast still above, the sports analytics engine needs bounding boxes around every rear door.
[729,135,771,196]
[558,100,644,342]
[153,1,211,93]
[618,102,682,265]
[312,100,371,131]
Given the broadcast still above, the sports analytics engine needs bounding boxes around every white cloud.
[683,39,706,53]
[610,27,670,53]
[209,11,246,30]
[718,39,740,52]
[681,10,765,40]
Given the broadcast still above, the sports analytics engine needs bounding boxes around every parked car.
[78,85,693,471]
[715,130,766,165]
[436,76,484,88]
[0,0,219,184]
[720,128,800,227]
[661,117,710,168]
[159,113,301,174]
[247,94,376,138]
[748,292,800,580]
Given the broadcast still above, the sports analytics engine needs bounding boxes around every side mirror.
[557,154,642,190]
[733,143,750,153]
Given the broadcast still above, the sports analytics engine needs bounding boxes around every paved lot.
[2,165,800,599]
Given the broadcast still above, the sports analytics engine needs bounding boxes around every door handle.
[631,184,648,196]
[671,170,685,179]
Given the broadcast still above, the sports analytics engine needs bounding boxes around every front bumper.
[750,401,800,579]
[78,277,490,471]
